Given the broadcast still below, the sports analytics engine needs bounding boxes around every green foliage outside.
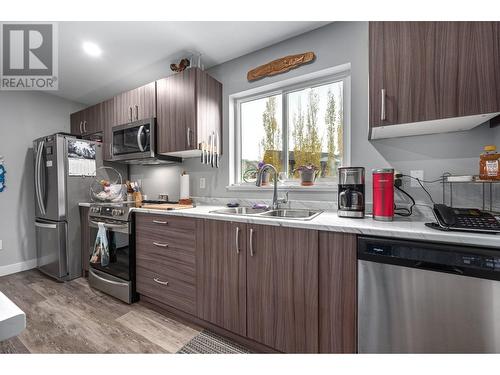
[260,96,282,173]
[253,84,343,181]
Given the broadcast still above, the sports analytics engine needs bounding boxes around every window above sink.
[228,64,351,191]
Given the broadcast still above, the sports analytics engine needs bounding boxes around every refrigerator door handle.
[35,221,57,229]
[35,141,46,216]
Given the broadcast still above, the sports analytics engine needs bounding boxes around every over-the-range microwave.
[110,118,181,164]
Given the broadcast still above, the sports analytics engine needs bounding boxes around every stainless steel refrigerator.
[33,133,102,281]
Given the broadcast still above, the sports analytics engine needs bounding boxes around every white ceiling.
[55,21,330,105]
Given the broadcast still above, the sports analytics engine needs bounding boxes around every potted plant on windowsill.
[257,161,271,186]
[295,164,319,186]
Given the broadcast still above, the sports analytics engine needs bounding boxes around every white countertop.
[0,292,25,342]
[131,205,500,249]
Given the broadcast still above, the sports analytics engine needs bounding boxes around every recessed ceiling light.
[82,41,102,57]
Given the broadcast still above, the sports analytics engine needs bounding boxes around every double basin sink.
[209,206,323,221]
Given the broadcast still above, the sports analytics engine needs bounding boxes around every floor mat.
[177,330,251,354]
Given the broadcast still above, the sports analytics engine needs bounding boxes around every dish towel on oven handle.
[90,222,110,267]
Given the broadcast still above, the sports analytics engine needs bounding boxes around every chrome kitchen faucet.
[255,164,289,210]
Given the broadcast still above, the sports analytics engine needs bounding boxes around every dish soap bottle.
[479,145,500,180]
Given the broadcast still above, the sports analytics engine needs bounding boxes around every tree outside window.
[239,79,344,184]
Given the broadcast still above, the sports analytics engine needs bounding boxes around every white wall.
[0,91,82,274]
[133,22,500,210]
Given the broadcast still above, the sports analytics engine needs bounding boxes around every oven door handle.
[89,268,128,286]
[89,220,129,231]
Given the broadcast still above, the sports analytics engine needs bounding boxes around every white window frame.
[227,63,351,192]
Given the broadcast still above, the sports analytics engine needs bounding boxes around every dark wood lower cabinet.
[135,213,358,353]
[135,213,200,315]
[319,232,357,353]
[197,220,247,336]
[246,224,319,353]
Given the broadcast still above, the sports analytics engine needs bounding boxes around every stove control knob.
[91,207,100,214]
[112,209,123,216]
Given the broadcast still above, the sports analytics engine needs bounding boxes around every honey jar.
[479,145,500,180]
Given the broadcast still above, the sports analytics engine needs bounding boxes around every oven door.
[88,218,131,281]
[111,118,155,161]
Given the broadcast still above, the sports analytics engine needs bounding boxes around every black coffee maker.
[338,167,365,218]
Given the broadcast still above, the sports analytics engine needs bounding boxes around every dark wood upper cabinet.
[113,82,156,126]
[70,102,102,136]
[197,220,247,336]
[101,99,115,161]
[246,224,319,353]
[369,22,500,134]
[318,232,357,353]
[156,68,222,155]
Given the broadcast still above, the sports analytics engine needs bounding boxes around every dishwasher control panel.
[359,236,500,280]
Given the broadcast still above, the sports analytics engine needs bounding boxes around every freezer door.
[35,220,68,280]
[34,135,66,221]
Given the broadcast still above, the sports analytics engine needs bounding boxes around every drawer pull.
[152,220,168,225]
[153,277,169,286]
[153,242,169,248]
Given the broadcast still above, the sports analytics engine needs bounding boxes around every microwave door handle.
[137,125,145,152]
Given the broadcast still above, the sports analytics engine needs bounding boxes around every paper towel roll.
[180,173,190,200]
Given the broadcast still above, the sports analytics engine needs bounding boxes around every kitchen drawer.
[136,225,196,252]
[136,266,196,315]
[135,213,196,233]
[136,238,196,280]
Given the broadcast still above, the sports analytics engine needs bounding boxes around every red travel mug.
[372,168,394,221]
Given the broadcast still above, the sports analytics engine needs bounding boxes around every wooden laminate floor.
[0,269,202,353]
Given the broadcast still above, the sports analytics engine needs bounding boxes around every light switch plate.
[199,177,206,189]
[0,240,3,250]
[410,170,424,187]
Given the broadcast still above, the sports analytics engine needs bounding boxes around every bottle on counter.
[479,145,500,180]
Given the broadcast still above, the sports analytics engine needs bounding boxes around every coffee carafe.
[338,167,365,218]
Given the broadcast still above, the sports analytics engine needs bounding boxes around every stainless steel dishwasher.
[358,236,500,353]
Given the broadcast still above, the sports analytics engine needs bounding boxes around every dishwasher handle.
[414,261,464,275]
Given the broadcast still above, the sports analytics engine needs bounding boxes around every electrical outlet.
[410,170,424,187]
[199,177,206,189]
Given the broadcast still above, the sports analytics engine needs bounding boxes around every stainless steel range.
[88,201,138,304]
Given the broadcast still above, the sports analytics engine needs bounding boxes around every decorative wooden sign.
[247,52,315,81]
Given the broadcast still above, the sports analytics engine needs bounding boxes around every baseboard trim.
[0,259,37,277]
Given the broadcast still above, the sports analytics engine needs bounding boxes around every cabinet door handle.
[129,107,133,122]
[83,121,87,133]
[152,220,168,225]
[380,88,386,121]
[249,228,254,257]
[109,143,113,158]
[235,226,240,254]
[187,127,191,148]
[153,277,169,286]
[153,242,169,248]
[135,105,139,120]
[79,121,83,134]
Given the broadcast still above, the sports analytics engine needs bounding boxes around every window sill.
[226,183,338,193]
